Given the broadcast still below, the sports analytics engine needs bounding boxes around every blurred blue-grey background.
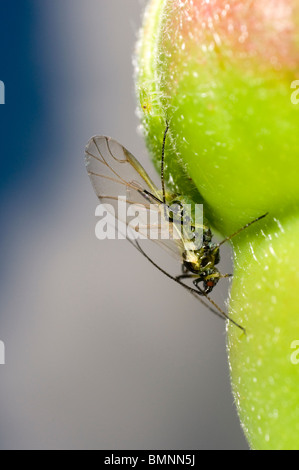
[0,0,248,449]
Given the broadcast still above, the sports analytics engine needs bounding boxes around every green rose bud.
[136,0,299,449]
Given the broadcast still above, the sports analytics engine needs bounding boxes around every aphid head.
[202,274,220,295]
[193,268,220,295]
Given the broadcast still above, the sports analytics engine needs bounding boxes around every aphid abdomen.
[182,248,204,274]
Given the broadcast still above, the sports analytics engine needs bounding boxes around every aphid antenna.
[217,212,269,247]
[161,120,169,205]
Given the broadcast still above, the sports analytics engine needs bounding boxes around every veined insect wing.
[85,134,246,332]
[85,135,184,256]
[85,136,158,202]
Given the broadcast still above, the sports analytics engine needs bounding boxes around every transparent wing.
[85,135,160,202]
[85,135,184,259]
[85,136,244,330]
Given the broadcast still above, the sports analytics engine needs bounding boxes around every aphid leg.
[132,239,245,332]
[131,238,226,321]
[192,281,245,332]
[194,281,209,295]
[180,263,189,275]
[175,273,197,282]
[193,278,207,294]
